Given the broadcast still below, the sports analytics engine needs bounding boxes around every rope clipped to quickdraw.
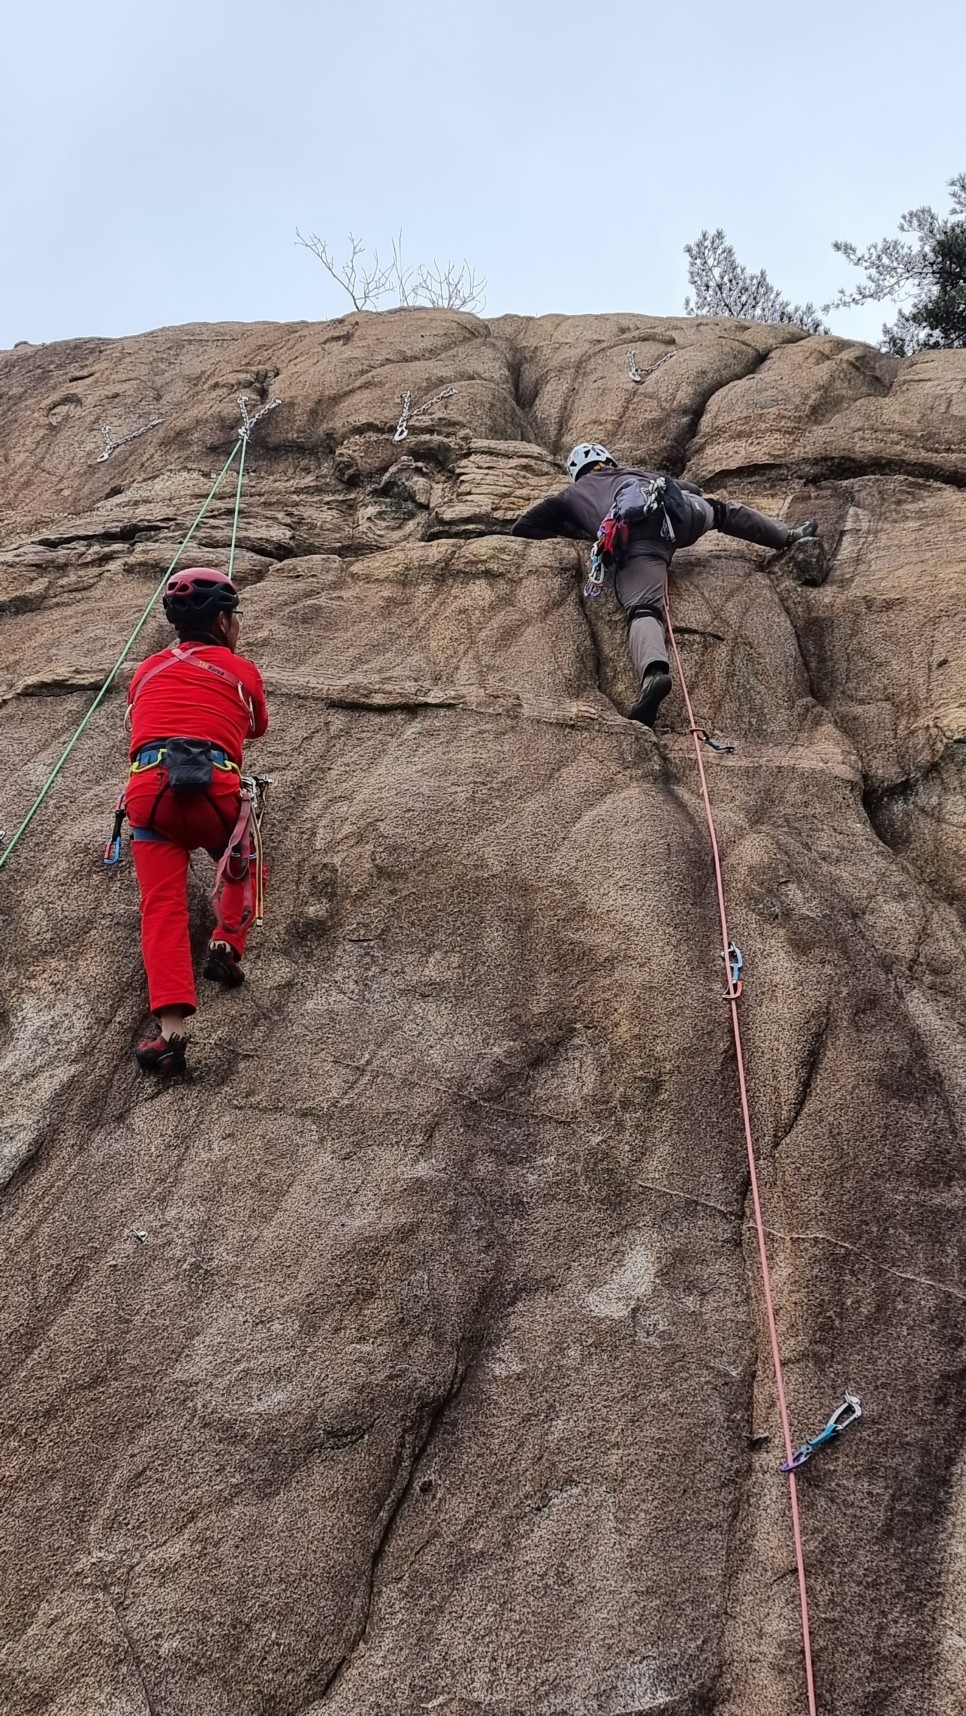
[663,572,822,1716]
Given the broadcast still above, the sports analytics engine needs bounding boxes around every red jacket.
[128,643,269,766]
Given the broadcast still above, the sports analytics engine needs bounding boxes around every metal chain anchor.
[393,386,458,443]
[96,415,163,463]
[237,394,282,441]
[627,348,676,385]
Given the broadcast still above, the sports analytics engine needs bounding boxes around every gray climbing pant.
[615,496,790,679]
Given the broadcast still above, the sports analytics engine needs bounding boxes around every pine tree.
[826,173,966,353]
[683,229,826,333]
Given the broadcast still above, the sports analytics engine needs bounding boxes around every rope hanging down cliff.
[663,577,822,1716]
[0,395,279,876]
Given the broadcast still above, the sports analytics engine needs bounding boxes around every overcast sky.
[2,0,963,352]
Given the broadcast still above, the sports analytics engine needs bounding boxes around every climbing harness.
[664,574,825,1716]
[782,1395,862,1473]
[129,742,240,780]
[0,395,279,877]
[104,764,271,932]
[103,764,271,931]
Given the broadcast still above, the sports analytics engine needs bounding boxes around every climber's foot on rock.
[203,940,245,988]
[135,1029,188,1075]
[786,519,819,546]
[628,666,673,728]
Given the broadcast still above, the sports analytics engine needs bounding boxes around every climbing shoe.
[628,666,673,728]
[786,519,819,546]
[203,940,245,988]
[135,1031,188,1075]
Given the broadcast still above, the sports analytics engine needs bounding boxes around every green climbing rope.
[227,433,248,581]
[0,438,245,873]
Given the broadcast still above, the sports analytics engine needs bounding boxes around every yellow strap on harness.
[129,748,241,776]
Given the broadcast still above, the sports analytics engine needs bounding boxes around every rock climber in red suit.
[124,567,268,1074]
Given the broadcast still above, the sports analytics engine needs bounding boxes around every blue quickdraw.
[781,1394,862,1473]
[103,791,127,867]
[722,941,743,998]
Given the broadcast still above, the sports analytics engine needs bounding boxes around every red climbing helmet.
[162,567,239,625]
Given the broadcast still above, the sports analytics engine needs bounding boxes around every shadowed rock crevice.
[314,1345,474,1710]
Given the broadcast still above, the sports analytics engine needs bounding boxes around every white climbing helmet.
[566,442,616,482]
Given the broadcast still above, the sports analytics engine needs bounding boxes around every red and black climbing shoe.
[203,940,245,988]
[628,666,673,729]
[135,1031,188,1075]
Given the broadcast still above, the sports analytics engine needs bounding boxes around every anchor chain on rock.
[237,393,282,441]
[393,386,458,443]
[627,347,676,384]
[96,415,164,462]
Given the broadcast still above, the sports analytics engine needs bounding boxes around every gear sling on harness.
[583,475,694,598]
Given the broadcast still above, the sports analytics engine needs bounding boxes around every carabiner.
[103,792,127,868]
[695,727,737,755]
[722,941,743,999]
[781,1393,862,1473]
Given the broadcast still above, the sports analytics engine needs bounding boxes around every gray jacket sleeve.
[511,490,583,539]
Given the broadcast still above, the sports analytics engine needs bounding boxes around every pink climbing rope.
[663,581,819,1716]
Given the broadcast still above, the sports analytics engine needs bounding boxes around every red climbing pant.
[126,766,256,1015]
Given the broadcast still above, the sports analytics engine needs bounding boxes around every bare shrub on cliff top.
[296,229,486,313]
[684,228,827,333]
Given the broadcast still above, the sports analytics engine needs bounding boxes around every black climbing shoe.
[203,940,245,988]
[786,519,819,546]
[628,666,673,728]
[135,1031,188,1075]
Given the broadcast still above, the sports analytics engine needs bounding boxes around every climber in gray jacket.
[511,441,818,726]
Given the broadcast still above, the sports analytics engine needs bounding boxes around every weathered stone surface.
[1,311,965,1716]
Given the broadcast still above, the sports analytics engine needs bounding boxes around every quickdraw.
[695,727,736,755]
[103,791,127,867]
[781,1395,863,1473]
[722,941,743,999]
[244,773,272,927]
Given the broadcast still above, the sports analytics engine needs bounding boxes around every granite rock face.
[1,310,965,1716]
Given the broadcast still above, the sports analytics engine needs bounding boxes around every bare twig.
[295,229,395,310]
[297,228,486,313]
